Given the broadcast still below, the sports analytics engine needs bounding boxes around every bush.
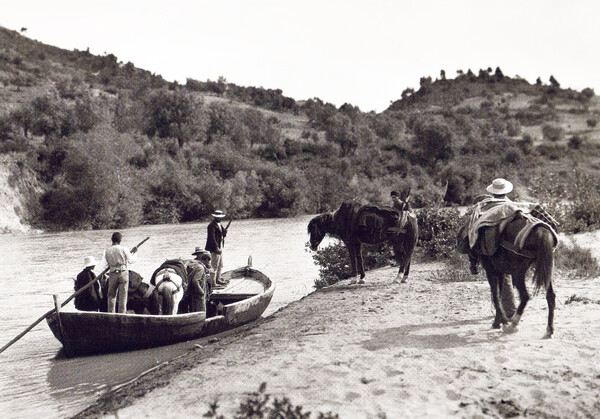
[309,241,394,289]
[586,119,597,128]
[555,239,600,278]
[533,170,600,233]
[204,382,339,419]
[417,207,465,259]
[568,135,584,149]
[516,134,534,155]
[542,124,563,142]
[536,143,565,160]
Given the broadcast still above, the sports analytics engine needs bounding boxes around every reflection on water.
[0,216,323,418]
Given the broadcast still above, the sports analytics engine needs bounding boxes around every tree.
[144,88,197,147]
[401,87,415,100]
[325,114,359,157]
[549,75,560,88]
[413,117,454,163]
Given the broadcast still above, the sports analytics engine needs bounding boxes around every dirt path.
[76,262,600,418]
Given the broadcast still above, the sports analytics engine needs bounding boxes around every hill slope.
[1,27,600,232]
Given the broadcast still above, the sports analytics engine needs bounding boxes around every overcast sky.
[1,0,599,112]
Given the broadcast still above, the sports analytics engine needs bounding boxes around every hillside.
[1,27,600,233]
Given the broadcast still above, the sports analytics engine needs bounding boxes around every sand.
[74,261,600,418]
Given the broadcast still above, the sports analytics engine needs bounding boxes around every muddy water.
[0,216,326,418]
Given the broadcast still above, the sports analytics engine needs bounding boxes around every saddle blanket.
[468,198,536,249]
[467,199,558,254]
[150,259,188,291]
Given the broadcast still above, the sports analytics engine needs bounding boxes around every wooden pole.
[52,294,71,356]
[0,236,149,355]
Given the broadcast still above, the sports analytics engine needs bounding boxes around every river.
[0,215,326,418]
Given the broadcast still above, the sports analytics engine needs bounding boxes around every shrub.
[586,118,597,128]
[555,239,600,278]
[310,241,394,289]
[417,207,465,259]
[536,143,565,160]
[542,124,563,142]
[568,135,584,149]
[533,170,600,233]
[506,118,521,137]
[204,382,339,419]
[516,134,534,154]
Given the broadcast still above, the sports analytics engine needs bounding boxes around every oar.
[0,236,150,355]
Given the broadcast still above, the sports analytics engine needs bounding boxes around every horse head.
[307,214,331,251]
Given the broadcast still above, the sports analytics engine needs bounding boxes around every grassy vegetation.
[204,382,339,419]
[2,27,600,232]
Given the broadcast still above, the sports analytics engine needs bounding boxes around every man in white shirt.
[103,232,137,313]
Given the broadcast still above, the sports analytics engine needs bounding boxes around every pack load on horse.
[150,259,209,315]
[457,179,559,338]
[308,187,418,284]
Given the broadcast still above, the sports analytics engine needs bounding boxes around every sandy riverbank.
[75,262,600,418]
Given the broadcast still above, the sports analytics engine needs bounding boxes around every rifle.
[223,218,233,245]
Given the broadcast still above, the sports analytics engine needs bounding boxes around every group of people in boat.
[74,210,230,314]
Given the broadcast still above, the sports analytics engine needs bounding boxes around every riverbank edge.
[71,285,322,418]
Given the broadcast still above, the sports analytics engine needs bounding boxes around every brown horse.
[308,191,418,284]
[459,215,557,338]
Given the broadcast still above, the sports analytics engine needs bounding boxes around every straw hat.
[486,178,513,195]
[83,256,97,268]
[211,210,226,218]
[192,247,211,260]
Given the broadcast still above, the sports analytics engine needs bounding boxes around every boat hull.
[47,266,274,356]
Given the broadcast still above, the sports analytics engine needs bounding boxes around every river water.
[0,215,326,418]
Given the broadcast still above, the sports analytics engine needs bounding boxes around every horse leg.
[345,241,358,283]
[543,282,556,339]
[355,242,365,284]
[509,275,529,330]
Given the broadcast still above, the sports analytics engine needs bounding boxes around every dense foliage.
[1,27,600,232]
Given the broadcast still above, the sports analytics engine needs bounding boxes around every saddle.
[355,205,406,244]
[150,259,188,293]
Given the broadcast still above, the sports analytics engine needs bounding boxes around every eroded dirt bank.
[76,263,600,418]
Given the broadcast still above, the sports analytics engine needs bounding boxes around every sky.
[1,0,599,112]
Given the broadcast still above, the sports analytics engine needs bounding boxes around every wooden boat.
[46,264,275,356]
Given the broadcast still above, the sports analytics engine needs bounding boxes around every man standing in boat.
[102,232,137,313]
[205,210,229,287]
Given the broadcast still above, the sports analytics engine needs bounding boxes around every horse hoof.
[350,278,357,285]
[357,278,365,284]
[492,323,501,329]
[400,277,407,284]
[502,323,518,334]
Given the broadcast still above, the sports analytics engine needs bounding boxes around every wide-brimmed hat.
[83,256,97,268]
[191,247,211,259]
[486,178,513,195]
[211,210,226,218]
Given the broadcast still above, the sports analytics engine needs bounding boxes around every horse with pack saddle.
[308,187,418,284]
[457,197,559,338]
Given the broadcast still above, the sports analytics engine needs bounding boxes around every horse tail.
[533,226,554,294]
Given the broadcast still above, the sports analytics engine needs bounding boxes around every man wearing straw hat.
[205,210,228,287]
[469,178,517,318]
[74,256,102,312]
